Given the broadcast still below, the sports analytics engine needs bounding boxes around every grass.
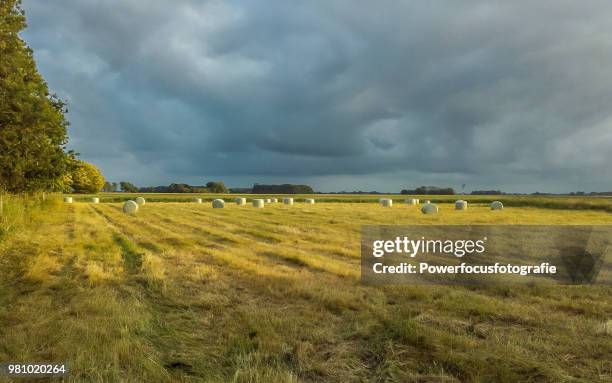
[67,192,612,213]
[0,195,611,382]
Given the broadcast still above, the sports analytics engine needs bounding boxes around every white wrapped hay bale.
[235,198,247,205]
[425,200,431,204]
[283,198,294,205]
[64,197,73,203]
[266,198,272,203]
[491,201,504,211]
[252,199,264,208]
[135,197,146,206]
[380,199,393,207]
[415,199,420,204]
[455,200,467,210]
[193,198,202,203]
[421,203,438,214]
[305,198,315,204]
[212,199,225,208]
[91,197,99,204]
[271,198,278,203]
[405,198,418,205]
[123,200,139,214]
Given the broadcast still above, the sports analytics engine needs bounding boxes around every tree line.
[0,0,104,194]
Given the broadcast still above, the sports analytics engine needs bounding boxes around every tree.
[111,182,118,192]
[120,181,138,193]
[0,0,71,192]
[206,181,228,193]
[252,184,314,194]
[102,182,112,192]
[70,161,104,193]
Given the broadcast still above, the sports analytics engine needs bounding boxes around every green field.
[1,195,611,382]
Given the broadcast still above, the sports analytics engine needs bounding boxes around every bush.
[71,161,105,194]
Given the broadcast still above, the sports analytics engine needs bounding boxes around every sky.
[20,0,612,193]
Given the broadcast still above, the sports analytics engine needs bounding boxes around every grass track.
[0,200,611,382]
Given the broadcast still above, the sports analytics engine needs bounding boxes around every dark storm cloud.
[20,0,612,191]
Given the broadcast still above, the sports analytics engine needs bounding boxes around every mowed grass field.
[1,197,611,382]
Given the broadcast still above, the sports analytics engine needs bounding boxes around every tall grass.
[0,193,62,241]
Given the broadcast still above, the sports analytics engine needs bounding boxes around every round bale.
[380,199,393,207]
[63,197,73,203]
[405,198,417,205]
[421,203,438,214]
[235,198,246,205]
[425,200,431,204]
[123,200,139,214]
[91,197,99,204]
[491,201,504,211]
[193,198,202,203]
[305,198,315,204]
[266,198,272,203]
[212,199,225,209]
[252,199,264,208]
[283,198,294,205]
[135,197,146,206]
[455,200,468,210]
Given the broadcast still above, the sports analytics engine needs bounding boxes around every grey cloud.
[20,0,612,192]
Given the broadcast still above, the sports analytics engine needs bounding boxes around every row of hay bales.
[63,196,504,215]
[378,198,504,214]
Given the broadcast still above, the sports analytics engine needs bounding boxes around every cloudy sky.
[21,0,612,193]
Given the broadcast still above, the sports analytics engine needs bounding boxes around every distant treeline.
[401,186,455,195]
[251,184,314,194]
[470,190,503,195]
[569,191,612,196]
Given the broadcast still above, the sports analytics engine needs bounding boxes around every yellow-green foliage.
[70,160,105,194]
[0,199,611,382]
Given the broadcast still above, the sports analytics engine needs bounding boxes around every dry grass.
[0,197,611,382]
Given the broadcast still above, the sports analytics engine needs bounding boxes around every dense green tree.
[71,161,104,194]
[205,181,228,193]
[0,0,70,192]
[120,181,138,193]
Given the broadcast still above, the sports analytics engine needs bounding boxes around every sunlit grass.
[0,197,610,382]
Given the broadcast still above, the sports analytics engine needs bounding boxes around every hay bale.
[123,200,139,214]
[91,197,99,204]
[235,198,246,205]
[490,201,504,211]
[421,203,438,214]
[405,198,418,205]
[455,200,468,210]
[252,199,265,208]
[425,200,431,204]
[212,199,225,208]
[63,197,73,203]
[135,197,146,206]
[305,198,315,204]
[415,199,420,204]
[266,198,272,203]
[380,199,393,207]
[271,198,278,203]
[283,198,294,205]
[193,198,202,203]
